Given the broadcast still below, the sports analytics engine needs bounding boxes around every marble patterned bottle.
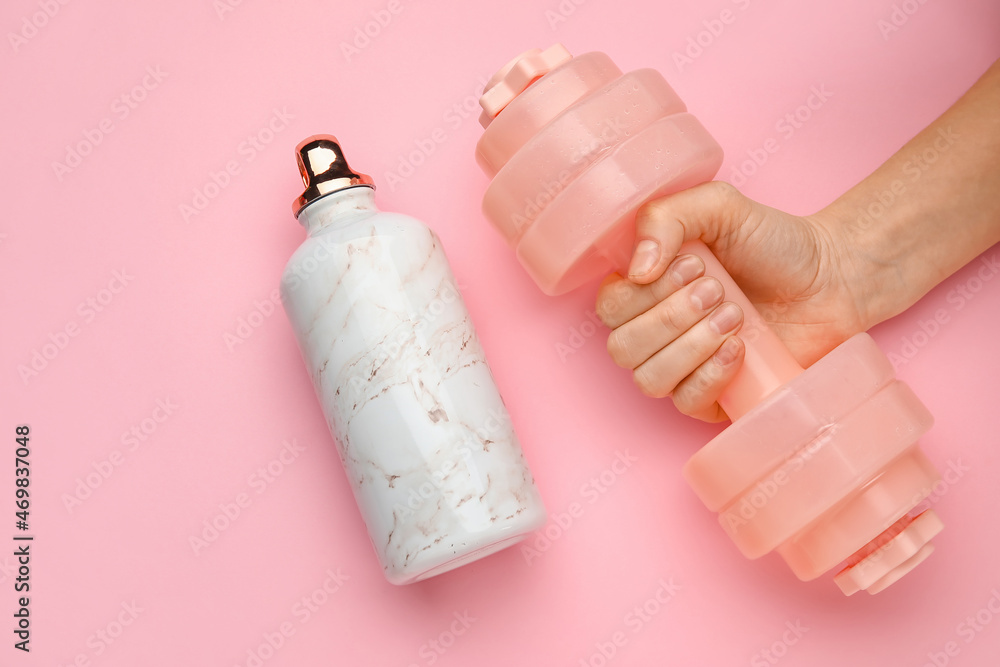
[280,135,546,584]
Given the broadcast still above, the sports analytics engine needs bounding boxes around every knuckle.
[635,197,679,239]
[707,180,741,204]
[654,299,685,334]
[636,197,668,222]
[673,378,706,414]
[606,330,632,368]
[613,278,633,303]
[705,180,754,227]
[594,295,612,325]
[648,272,677,302]
[632,366,669,399]
[698,364,723,389]
[595,279,631,325]
[672,392,698,418]
[691,365,719,393]
[673,362,726,415]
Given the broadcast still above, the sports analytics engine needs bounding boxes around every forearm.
[819,58,1000,329]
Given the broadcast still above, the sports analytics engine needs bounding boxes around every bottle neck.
[296,186,377,235]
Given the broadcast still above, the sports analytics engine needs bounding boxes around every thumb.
[626,181,750,284]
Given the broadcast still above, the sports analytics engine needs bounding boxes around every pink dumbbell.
[475,44,944,595]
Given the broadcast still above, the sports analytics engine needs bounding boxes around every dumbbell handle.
[675,240,804,420]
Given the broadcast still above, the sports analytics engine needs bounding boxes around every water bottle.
[281,134,546,584]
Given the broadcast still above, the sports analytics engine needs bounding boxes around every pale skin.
[596,58,1000,423]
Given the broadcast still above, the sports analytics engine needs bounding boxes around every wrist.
[810,201,921,332]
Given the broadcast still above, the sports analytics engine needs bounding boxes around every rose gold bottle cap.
[293,134,375,217]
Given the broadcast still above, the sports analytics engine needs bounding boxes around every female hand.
[596,59,1000,422]
[595,181,868,422]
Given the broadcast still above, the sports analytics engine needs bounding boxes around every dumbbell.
[475,44,943,594]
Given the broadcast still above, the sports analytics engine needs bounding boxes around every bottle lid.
[293,134,375,217]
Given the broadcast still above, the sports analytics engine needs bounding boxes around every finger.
[631,301,744,398]
[627,181,750,284]
[671,335,746,423]
[596,254,705,329]
[607,276,724,369]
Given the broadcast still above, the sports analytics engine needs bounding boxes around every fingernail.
[667,255,704,286]
[689,278,723,311]
[708,302,743,335]
[628,239,659,279]
[714,336,741,366]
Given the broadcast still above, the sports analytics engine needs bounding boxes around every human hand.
[597,60,1000,423]
[595,181,869,422]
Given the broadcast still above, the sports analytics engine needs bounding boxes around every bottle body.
[281,187,546,584]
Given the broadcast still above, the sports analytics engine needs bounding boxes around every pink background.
[3,0,999,665]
